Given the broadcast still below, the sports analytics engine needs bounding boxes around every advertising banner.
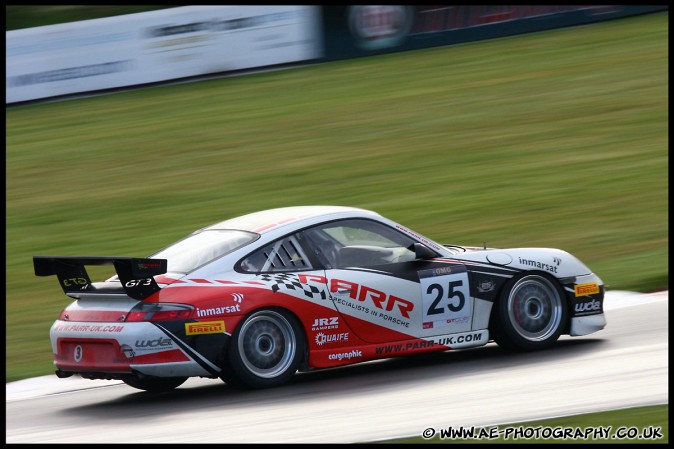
[6,6,322,104]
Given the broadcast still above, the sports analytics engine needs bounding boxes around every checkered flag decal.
[259,273,326,300]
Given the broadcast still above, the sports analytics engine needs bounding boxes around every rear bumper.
[50,320,221,378]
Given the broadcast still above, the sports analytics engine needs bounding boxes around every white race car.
[34,206,606,391]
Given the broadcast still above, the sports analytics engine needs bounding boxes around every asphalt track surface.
[6,291,668,443]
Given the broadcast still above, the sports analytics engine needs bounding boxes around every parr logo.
[298,274,414,319]
[185,320,226,335]
[575,282,600,297]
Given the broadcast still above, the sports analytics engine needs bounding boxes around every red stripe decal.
[252,217,298,233]
[188,278,212,284]
[155,275,186,284]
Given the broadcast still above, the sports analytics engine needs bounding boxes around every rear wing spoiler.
[33,256,167,300]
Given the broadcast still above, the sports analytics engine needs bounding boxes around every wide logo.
[135,337,172,349]
[185,320,226,335]
[573,298,602,316]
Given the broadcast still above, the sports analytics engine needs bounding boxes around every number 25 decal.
[419,265,472,329]
[426,280,465,315]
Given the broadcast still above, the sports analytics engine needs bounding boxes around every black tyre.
[122,374,188,392]
[220,308,305,389]
[491,273,567,351]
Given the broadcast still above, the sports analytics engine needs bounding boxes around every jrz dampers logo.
[312,317,339,331]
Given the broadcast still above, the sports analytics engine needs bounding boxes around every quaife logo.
[315,332,349,346]
[185,320,226,335]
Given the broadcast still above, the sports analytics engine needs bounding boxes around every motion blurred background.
[6,6,668,382]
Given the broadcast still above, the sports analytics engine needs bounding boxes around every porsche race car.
[34,206,606,391]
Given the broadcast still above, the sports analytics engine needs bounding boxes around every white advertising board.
[6,6,322,103]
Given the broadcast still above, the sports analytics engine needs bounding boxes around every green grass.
[384,404,668,444]
[5,12,668,382]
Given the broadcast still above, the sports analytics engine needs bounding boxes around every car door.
[300,219,474,343]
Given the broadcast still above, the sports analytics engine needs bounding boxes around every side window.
[303,219,417,269]
[240,235,312,273]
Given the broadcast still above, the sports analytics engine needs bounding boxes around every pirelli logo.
[185,320,225,335]
[575,282,600,297]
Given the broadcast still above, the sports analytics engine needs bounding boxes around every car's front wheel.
[491,273,567,351]
[220,308,305,389]
[122,374,188,392]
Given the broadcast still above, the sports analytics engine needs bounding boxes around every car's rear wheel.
[220,308,305,389]
[491,273,567,351]
[122,374,188,392]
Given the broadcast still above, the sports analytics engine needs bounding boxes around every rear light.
[125,303,194,322]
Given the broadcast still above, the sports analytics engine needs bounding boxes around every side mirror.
[413,243,438,260]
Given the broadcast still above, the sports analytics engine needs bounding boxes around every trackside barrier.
[5,5,668,104]
[321,5,667,60]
